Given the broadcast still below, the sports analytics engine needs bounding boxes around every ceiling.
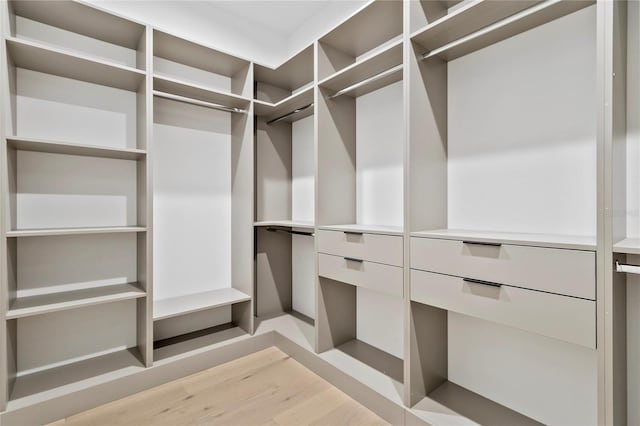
[88,0,367,66]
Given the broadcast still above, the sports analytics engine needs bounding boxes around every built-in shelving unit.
[0,0,634,424]
[315,0,405,397]
[253,43,316,330]
[407,1,601,424]
[150,27,253,356]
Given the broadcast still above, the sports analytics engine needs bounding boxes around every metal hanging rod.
[266,103,314,125]
[420,0,559,61]
[616,260,640,275]
[154,90,247,114]
[327,64,403,100]
[266,227,314,237]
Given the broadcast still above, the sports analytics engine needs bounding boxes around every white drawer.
[318,253,403,298]
[410,269,596,348]
[410,237,595,300]
[318,230,403,266]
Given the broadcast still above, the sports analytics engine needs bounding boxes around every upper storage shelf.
[10,0,145,50]
[153,30,252,99]
[5,37,145,91]
[411,0,595,61]
[254,45,314,103]
[318,0,403,81]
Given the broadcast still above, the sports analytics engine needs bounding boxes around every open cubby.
[153,30,252,102]
[407,3,599,424]
[317,0,403,82]
[151,66,253,352]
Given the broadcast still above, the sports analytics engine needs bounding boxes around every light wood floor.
[50,347,390,426]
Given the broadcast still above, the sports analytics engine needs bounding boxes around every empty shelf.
[417,0,594,61]
[411,381,542,426]
[7,226,147,238]
[254,45,314,92]
[411,229,596,251]
[254,86,314,123]
[7,136,146,160]
[410,0,541,52]
[7,283,146,320]
[154,288,251,321]
[153,74,250,110]
[614,238,640,255]
[254,220,315,230]
[319,224,404,236]
[11,0,145,49]
[319,339,404,406]
[6,37,145,91]
[9,348,144,408]
[319,40,402,93]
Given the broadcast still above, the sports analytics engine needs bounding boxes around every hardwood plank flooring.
[49,347,390,426]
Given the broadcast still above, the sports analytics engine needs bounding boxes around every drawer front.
[411,269,595,348]
[318,230,403,266]
[410,237,595,300]
[318,253,403,298]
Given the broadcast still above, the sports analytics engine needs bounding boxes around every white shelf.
[254,86,314,123]
[253,220,315,230]
[410,381,540,426]
[6,226,147,238]
[410,0,540,52]
[7,283,146,320]
[411,229,596,251]
[254,45,314,92]
[9,348,144,408]
[7,136,146,161]
[153,288,251,321]
[614,238,640,255]
[319,224,404,236]
[415,0,594,62]
[318,40,402,93]
[6,37,145,91]
[153,74,250,110]
[319,339,404,406]
[11,0,145,49]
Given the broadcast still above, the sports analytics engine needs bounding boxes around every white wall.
[153,98,232,302]
[448,5,597,237]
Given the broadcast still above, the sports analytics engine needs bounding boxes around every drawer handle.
[344,231,364,236]
[463,278,502,288]
[344,257,364,263]
[463,240,501,247]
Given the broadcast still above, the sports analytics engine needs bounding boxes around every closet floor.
[47,347,388,426]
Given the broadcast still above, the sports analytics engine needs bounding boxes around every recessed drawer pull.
[344,256,364,263]
[463,277,502,288]
[343,231,364,236]
[462,240,502,247]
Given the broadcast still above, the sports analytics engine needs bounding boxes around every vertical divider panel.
[232,65,254,334]
[601,1,629,424]
[406,36,449,407]
[137,25,153,367]
[0,0,15,411]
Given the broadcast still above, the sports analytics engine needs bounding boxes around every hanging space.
[0,0,151,411]
[151,30,254,360]
[315,0,405,415]
[253,44,316,349]
[407,1,597,424]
